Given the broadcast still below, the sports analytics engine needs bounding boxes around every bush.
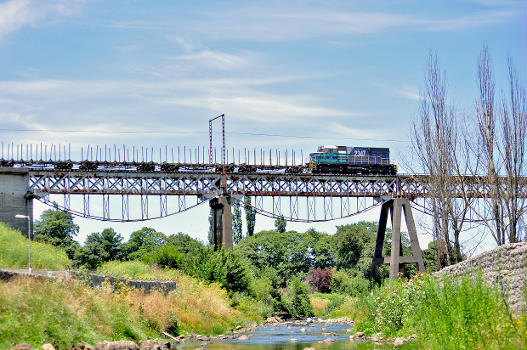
[307,268,332,293]
[353,272,527,349]
[279,276,314,318]
[200,249,250,295]
[330,269,370,297]
[143,244,184,269]
[0,222,71,270]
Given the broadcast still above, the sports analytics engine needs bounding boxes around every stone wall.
[0,269,177,294]
[435,242,526,314]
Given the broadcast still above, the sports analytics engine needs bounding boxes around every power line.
[0,128,410,143]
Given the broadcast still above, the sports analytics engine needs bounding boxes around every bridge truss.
[23,165,527,222]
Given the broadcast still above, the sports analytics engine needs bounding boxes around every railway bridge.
[1,146,526,278]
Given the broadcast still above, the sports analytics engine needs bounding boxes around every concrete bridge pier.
[209,194,233,251]
[0,168,33,235]
[371,198,425,280]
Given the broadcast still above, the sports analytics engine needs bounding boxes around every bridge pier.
[0,168,33,235]
[209,194,233,251]
[372,198,425,279]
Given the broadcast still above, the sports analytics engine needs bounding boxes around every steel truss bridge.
[3,160,522,222]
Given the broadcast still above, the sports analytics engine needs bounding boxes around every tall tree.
[121,227,166,260]
[208,208,214,245]
[74,228,123,268]
[244,196,256,236]
[410,52,455,268]
[33,208,80,259]
[472,48,527,244]
[232,201,243,244]
[274,215,287,233]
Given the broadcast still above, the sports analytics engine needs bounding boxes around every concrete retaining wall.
[0,269,177,294]
[435,242,526,314]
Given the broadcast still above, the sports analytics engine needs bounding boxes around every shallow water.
[177,321,395,350]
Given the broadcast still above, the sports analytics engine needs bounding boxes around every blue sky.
[0,0,525,251]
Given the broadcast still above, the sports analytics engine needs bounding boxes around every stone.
[300,328,306,332]
[323,338,335,343]
[237,335,249,341]
[354,331,365,338]
[41,344,55,350]
[14,343,33,350]
[235,325,243,330]
[289,338,297,342]
[394,338,406,347]
[139,340,161,350]
[72,342,95,350]
[95,340,138,350]
[304,348,316,350]
[196,336,210,342]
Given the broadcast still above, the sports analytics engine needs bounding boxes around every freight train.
[1,145,397,176]
[309,146,396,175]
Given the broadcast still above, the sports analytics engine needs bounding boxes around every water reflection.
[177,320,395,350]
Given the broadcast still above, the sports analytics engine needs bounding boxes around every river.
[177,320,396,350]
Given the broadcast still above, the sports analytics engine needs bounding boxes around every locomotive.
[309,146,396,175]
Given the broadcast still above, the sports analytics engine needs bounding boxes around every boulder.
[139,340,161,350]
[95,340,138,350]
[41,344,55,350]
[72,342,95,350]
[13,343,33,350]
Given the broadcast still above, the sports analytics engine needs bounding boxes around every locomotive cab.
[309,145,396,175]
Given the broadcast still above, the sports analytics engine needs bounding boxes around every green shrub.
[330,268,371,297]
[200,249,250,295]
[143,244,184,269]
[0,222,71,270]
[279,276,314,318]
[353,272,527,349]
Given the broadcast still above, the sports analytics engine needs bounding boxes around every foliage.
[352,273,526,350]
[143,244,184,269]
[274,215,287,233]
[244,196,256,236]
[236,229,332,287]
[33,208,80,259]
[121,227,166,260]
[74,228,123,269]
[278,276,314,318]
[310,292,350,317]
[333,222,376,270]
[208,208,214,245]
[0,222,71,270]
[330,268,371,297]
[232,202,243,244]
[199,249,250,295]
[307,268,332,293]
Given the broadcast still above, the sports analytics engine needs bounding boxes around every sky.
[0,0,525,253]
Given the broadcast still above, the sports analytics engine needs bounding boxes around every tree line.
[410,46,526,270]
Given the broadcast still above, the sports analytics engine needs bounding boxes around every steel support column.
[209,194,233,251]
[371,198,425,279]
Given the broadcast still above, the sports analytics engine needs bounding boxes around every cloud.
[0,0,84,42]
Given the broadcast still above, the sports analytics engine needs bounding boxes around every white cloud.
[0,0,84,42]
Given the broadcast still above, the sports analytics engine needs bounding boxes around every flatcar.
[309,145,396,175]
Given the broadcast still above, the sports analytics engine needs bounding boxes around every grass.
[96,260,265,331]
[97,260,179,280]
[0,222,71,270]
[0,272,262,350]
[336,272,527,350]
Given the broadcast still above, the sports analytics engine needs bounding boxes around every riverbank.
[0,274,265,350]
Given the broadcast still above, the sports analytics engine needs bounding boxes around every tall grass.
[0,222,70,270]
[97,260,265,332]
[350,273,526,350]
[97,260,179,280]
[0,271,262,350]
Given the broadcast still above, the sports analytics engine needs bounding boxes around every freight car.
[309,146,396,175]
